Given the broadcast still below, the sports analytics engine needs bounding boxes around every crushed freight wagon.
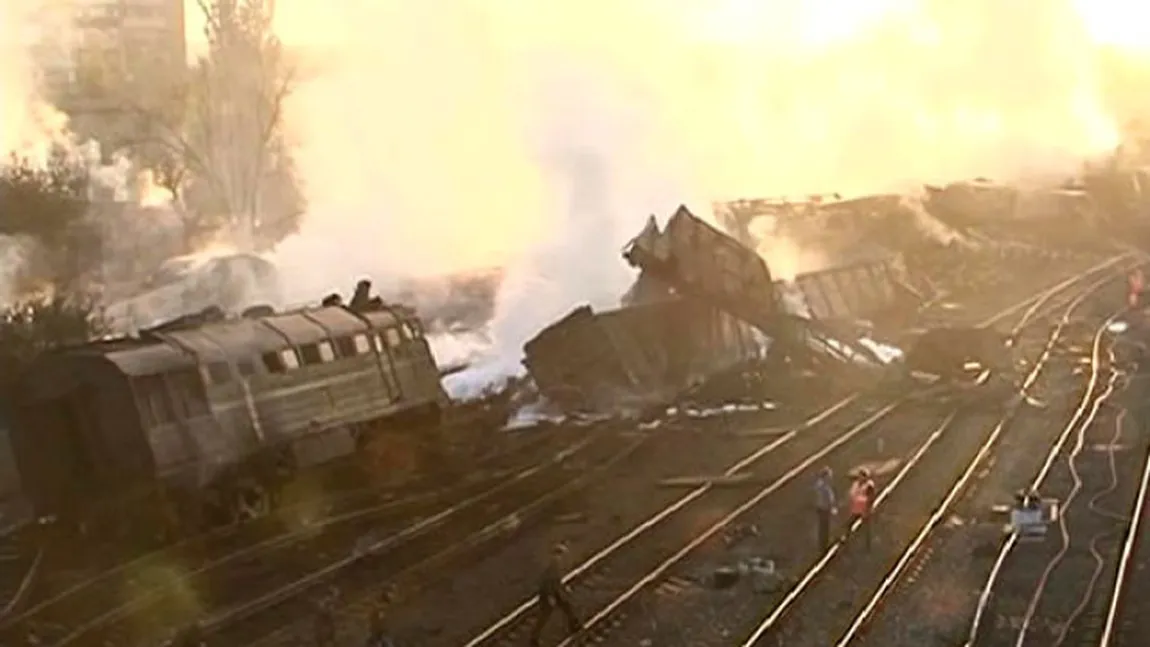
[784,255,916,324]
[622,205,887,366]
[522,299,765,414]
[522,205,924,415]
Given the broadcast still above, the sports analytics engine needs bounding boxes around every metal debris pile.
[518,188,1118,419]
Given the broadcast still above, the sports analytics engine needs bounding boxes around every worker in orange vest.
[1129,269,1145,308]
[848,468,877,550]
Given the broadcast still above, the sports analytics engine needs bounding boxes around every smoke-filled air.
[7,0,1150,396]
[257,0,1149,395]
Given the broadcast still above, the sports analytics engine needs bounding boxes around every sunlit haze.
[247,0,1146,291]
[6,0,1150,392]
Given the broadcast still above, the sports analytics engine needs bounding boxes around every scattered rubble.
[656,474,755,488]
[708,557,788,594]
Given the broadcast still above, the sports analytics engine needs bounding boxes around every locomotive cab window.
[280,349,301,370]
[333,335,359,358]
[354,334,372,354]
[263,349,301,373]
[384,328,402,349]
[298,343,324,366]
[318,340,336,362]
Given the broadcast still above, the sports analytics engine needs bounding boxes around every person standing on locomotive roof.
[350,279,373,312]
[813,466,837,552]
[848,468,878,550]
[529,543,583,646]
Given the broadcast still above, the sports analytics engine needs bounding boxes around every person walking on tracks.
[814,466,837,552]
[848,468,877,550]
[529,543,583,646]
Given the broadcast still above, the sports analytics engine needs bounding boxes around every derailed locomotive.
[9,296,446,539]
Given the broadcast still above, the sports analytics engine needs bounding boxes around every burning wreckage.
[519,204,1015,418]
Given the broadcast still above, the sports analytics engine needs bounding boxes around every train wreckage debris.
[522,205,921,415]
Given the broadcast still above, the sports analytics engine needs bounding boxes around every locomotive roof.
[43,305,409,379]
[105,341,195,376]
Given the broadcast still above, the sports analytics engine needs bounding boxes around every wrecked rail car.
[712,194,928,259]
[786,255,914,323]
[623,207,780,326]
[523,299,764,413]
[622,205,887,365]
[924,180,1103,246]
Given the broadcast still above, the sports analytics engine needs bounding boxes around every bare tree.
[121,0,304,252]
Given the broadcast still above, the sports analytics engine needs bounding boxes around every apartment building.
[26,0,186,153]
[32,0,186,95]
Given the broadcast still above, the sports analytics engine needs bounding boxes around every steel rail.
[1096,424,1150,646]
[736,267,1122,646]
[963,311,1131,645]
[36,431,622,647]
[461,254,1133,647]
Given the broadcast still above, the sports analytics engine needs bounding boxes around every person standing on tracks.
[848,468,878,550]
[814,466,837,552]
[529,543,583,646]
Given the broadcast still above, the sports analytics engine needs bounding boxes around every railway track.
[23,252,1107,647]
[0,423,627,646]
[820,277,1140,647]
[1095,402,1150,647]
[446,257,1137,647]
[730,271,1125,647]
[958,327,1141,646]
[0,418,566,626]
[0,524,40,623]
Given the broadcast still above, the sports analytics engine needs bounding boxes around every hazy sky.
[182,0,1150,56]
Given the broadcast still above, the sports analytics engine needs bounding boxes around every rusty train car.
[9,300,445,538]
[623,207,780,329]
[523,299,765,414]
[623,205,887,365]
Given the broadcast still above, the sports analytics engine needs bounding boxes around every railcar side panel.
[524,299,764,413]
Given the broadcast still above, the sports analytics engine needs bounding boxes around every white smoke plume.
[195,1,1150,396]
[0,3,72,162]
[0,1,71,300]
[250,0,1149,395]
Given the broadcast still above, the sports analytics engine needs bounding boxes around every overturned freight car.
[523,299,765,414]
[623,205,887,365]
[785,254,914,324]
